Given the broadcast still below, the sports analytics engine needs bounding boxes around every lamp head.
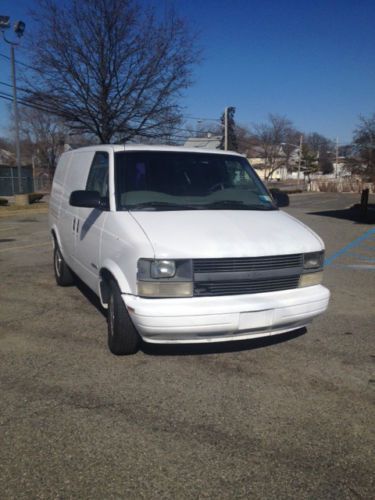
[14,20,25,37]
[0,15,11,29]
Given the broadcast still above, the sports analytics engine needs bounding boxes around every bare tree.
[348,113,375,181]
[304,132,334,175]
[26,0,199,144]
[0,136,13,152]
[252,114,299,180]
[18,108,67,180]
[300,143,318,181]
[234,124,257,155]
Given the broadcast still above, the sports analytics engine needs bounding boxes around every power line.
[0,52,40,73]
[0,90,67,117]
[0,82,218,136]
[0,80,31,94]
[1,53,223,128]
[183,114,221,123]
[1,90,357,147]
[0,93,197,142]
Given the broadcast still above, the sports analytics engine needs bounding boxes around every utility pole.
[335,137,339,178]
[224,107,229,151]
[297,134,303,185]
[32,154,36,192]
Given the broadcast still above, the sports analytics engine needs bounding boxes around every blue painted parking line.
[325,227,375,266]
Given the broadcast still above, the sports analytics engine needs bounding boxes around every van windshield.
[114,151,276,211]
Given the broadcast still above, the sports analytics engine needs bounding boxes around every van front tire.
[107,280,140,355]
[54,244,74,286]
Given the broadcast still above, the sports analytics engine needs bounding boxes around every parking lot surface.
[0,193,374,499]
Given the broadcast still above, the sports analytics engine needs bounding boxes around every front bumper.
[124,285,330,344]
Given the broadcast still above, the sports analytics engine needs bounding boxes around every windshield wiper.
[125,200,276,211]
[126,201,200,211]
[204,200,276,210]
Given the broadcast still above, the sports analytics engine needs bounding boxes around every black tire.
[107,279,140,355]
[53,242,74,286]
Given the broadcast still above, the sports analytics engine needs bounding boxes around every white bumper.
[123,285,330,344]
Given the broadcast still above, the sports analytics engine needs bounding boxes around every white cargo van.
[49,145,330,355]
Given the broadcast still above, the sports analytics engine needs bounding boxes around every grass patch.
[0,203,48,215]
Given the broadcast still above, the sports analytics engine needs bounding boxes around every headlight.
[304,251,324,269]
[151,260,176,278]
[300,251,324,287]
[137,259,193,298]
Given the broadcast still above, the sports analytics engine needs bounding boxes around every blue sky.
[1,0,374,144]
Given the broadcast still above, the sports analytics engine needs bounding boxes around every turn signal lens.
[299,272,323,288]
[138,281,193,298]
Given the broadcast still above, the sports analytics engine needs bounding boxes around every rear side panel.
[50,150,95,268]
[49,152,72,230]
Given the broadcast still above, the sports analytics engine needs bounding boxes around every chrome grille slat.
[193,254,303,273]
[192,255,302,297]
[194,276,300,297]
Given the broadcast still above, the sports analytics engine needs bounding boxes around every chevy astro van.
[49,145,330,355]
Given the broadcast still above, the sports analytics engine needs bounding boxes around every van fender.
[99,259,132,307]
[50,226,74,269]
[50,224,61,250]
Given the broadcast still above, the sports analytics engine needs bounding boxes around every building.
[247,145,293,181]
[184,134,221,149]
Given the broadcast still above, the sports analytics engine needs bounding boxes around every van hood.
[130,210,323,259]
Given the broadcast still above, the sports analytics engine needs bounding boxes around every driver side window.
[86,152,109,198]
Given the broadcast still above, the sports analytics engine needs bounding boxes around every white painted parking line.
[341,264,375,270]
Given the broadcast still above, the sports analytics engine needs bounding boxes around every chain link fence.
[0,167,51,196]
[0,176,34,195]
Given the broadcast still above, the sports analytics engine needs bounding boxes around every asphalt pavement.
[0,193,374,499]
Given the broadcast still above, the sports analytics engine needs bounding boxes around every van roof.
[67,144,245,157]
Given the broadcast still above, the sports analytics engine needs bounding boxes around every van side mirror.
[269,188,290,208]
[69,190,105,209]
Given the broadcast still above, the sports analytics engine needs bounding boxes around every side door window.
[86,152,109,205]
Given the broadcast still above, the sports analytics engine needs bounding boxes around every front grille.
[193,254,303,273]
[192,254,303,297]
[194,276,300,297]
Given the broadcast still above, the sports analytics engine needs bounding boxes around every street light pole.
[298,134,303,185]
[0,16,26,194]
[10,44,22,193]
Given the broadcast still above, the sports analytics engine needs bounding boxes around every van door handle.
[73,217,76,232]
